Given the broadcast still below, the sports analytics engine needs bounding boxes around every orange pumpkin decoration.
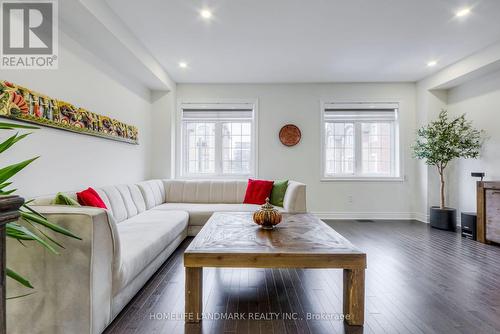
[252,198,282,230]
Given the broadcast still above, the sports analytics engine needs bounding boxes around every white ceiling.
[106,0,500,83]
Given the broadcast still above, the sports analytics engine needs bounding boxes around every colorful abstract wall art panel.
[0,80,139,144]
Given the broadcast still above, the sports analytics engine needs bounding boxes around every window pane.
[324,122,354,175]
[222,121,252,174]
[184,122,215,174]
[361,123,392,175]
[181,105,255,177]
[242,123,251,135]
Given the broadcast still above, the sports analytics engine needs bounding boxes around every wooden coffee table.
[184,212,367,326]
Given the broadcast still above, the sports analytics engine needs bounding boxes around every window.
[180,103,256,177]
[321,102,400,179]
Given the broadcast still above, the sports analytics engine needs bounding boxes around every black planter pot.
[430,207,457,231]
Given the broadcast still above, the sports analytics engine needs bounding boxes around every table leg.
[185,267,203,323]
[343,268,365,326]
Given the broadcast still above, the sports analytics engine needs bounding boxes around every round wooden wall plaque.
[279,124,301,146]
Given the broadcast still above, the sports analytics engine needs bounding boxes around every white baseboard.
[313,211,428,223]
[413,212,429,224]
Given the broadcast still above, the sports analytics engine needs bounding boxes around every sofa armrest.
[7,206,119,334]
[283,181,307,213]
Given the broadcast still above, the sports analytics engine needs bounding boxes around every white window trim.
[319,99,404,182]
[175,99,259,179]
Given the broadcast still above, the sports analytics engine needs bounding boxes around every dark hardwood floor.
[104,220,500,334]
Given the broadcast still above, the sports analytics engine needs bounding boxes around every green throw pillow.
[53,192,81,206]
[270,180,288,207]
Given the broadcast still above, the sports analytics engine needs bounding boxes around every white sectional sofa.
[7,179,306,334]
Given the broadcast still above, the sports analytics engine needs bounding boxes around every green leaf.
[21,203,45,218]
[25,219,65,249]
[7,292,36,300]
[6,267,34,289]
[6,233,34,241]
[20,210,81,240]
[0,188,17,195]
[0,121,39,130]
[0,132,31,154]
[0,157,39,184]
[0,182,12,190]
[6,222,59,254]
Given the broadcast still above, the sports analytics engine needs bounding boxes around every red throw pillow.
[243,179,274,205]
[77,187,107,209]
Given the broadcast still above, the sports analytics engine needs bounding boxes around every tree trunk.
[438,167,445,209]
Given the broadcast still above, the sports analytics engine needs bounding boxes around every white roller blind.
[324,102,398,121]
[181,103,253,120]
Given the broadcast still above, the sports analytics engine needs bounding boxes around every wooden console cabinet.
[477,181,500,244]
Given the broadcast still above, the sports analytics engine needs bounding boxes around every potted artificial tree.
[413,110,483,231]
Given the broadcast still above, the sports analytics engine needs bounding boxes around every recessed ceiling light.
[200,9,212,19]
[427,60,438,67]
[455,7,471,17]
[179,61,188,68]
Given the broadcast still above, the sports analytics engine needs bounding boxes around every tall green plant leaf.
[7,292,36,300]
[0,132,31,154]
[0,122,38,130]
[6,222,58,254]
[0,157,39,184]
[24,219,65,249]
[0,182,16,195]
[0,188,17,195]
[6,268,33,289]
[21,208,81,240]
[0,182,12,190]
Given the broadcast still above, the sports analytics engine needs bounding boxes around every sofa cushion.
[152,203,274,226]
[128,184,146,213]
[100,186,128,222]
[53,192,81,206]
[94,188,112,210]
[243,179,274,205]
[137,180,165,209]
[270,179,288,207]
[164,180,248,204]
[116,185,139,218]
[77,187,108,209]
[114,210,188,292]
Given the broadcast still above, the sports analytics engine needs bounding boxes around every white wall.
[151,89,176,179]
[177,83,418,217]
[446,70,500,214]
[0,32,154,198]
